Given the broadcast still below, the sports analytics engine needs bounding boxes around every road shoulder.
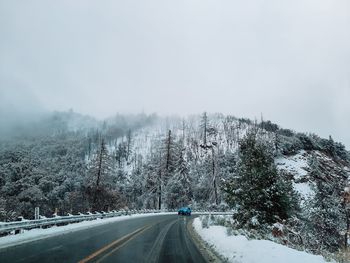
[187,217,226,263]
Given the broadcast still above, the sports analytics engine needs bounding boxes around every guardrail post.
[34,207,40,220]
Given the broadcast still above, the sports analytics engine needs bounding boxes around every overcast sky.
[0,0,350,147]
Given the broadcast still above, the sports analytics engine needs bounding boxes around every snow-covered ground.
[275,150,315,201]
[276,150,309,181]
[0,212,175,249]
[193,217,332,263]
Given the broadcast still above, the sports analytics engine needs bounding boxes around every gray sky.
[1,0,350,147]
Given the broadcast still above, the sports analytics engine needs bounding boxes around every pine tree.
[165,145,192,209]
[142,152,161,209]
[304,154,347,252]
[192,154,213,207]
[224,130,296,228]
[126,129,133,163]
[326,135,336,158]
[158,130,180,208]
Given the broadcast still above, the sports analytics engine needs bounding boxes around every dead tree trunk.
[166,130,171,173]
[211,147,218,205]
[93,139,105,208]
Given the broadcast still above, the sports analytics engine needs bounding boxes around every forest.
[0,110,349,256]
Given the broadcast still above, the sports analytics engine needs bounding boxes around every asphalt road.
[0,214,207,263]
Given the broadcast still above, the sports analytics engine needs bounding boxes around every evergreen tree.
[304,154,347,252]
[192,154,213,207]
[225,130,296,227]
[126,129,133,162]
[158,130,180,208]
[325,135,336,158]
[165,145,192,208]
[162,130,178,176]
[142,154,160,209]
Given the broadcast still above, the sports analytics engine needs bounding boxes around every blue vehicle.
[178,207,191,216]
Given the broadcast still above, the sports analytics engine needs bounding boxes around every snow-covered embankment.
[193,217,332,263]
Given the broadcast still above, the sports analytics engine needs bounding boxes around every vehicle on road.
[178,207,191,216]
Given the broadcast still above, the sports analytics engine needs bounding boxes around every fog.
[0,0,349,147]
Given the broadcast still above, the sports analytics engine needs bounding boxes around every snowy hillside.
[276,150,313,202]
[276,149,350,205]
[1,111,349,262]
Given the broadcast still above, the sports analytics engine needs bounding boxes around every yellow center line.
[95,225,153,263]
[78,225,152,263]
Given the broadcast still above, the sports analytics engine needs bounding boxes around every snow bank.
[193,218,331,263]
[0,212,175,249]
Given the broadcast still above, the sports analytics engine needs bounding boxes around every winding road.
[0,214,207,263]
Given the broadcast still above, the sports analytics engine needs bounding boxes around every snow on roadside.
[0,212,175,249]
[193,218,332,263]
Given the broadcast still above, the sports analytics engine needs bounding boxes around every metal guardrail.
[0,209,234,235]
[192,211,235,215]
